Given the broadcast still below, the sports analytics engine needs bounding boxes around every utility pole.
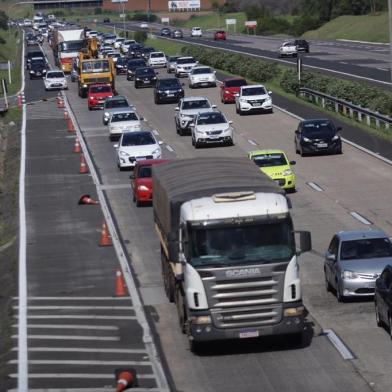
[389,0,392,86]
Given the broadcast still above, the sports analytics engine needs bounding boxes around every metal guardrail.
[298,87,392,131]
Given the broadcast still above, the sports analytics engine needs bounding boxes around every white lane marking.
[13,324,118,330]
[20,315,136,320]
[247,139,258,146]
[377,67,389,71]
[7,389,165,392]
[9,360,151,366]
[12,347,147,354]
[18,33,28,392]
[13,335,120,341]
[350,211,372,225]
[13,306,133,310]
[161,37,392,86]
[63,96,170,390]
[9,373,156,379]
[340,61,348,64]
[307,182,324,192]
[99,184,132,190]
[166,144,174,152]
[274,104,392,166]
[337,38,388,45]
[152,129,160,136]
[13,296,131,300]
[324,329,355,360]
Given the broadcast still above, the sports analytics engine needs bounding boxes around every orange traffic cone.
[64,110,69,120]
[58,98,65,109]
[67,117,75,133]
[115,368,136,391]
[79,154,89,174]
[73,138,81,153]
[115,269,127,297]
[99,220,112,246]
[78,194,98,205]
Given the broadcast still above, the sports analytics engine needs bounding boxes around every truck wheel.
[175,286,186,334]
[161,251,174,302]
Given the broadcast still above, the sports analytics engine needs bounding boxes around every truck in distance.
[152,157,312,352]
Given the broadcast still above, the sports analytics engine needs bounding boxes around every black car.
[126,59,147,80]
[115,57,128,75]
[295,119,342,156]
[160,27,171,37]
[26,34,38,46]
[294,39,310,53]
[375,265,392,335]
[26,50,44,69]
[141,47,156,60]
[103,17,111,23]
[29,58,47,79]
[134,67,157,88]
[154,78,184,104]
[128,43,144,58]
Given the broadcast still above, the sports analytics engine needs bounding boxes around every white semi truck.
[153,157,312,352]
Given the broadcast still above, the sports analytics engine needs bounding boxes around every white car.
[140,22,149,29]
[188,66,216,88]
[174,56,198,77]
[191,27,202,37]
[115,130,161,170]
[121,40,136,54]
[235,85,273,115]
[86,30,98,38]
[114,37,125,49]
[43,70,68,90]
[103,34,117,45]
[147,51,167,68]
[107,52,122,63]
[109,110,143,141]
[190,110,233,148]
[278,41,298,58]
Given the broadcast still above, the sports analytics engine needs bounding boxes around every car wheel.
[375,301,382,327]
[295,141,299,154]
[239,109,244,116]
[236,105,239,114]
[324,272,331,292]
[88,106,92,111]
[189,83,193,89]
[194,140,201,149]
[336,287,345,303]
[135,84,139,89]
[191,136,195,146]
[336,148,343,155]
[300,147,305,157]
[389,315,392,338]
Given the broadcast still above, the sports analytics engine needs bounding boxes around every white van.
[191,27,202,37]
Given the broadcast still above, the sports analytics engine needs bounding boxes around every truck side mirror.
[296,231,311,254]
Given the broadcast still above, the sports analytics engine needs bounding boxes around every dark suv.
[134,67,157,88]
[26,50,44,69]
[29,58,47,79]
[154,78,184,104]
[294,39,310,53]
[128,43,144,58]
[126,59,146,80]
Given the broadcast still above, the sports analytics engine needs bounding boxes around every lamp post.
[388,0,392,85]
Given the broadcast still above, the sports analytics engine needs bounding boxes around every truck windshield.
[59,41,83,53]
[82,60,110,73]
[189,219,295,267]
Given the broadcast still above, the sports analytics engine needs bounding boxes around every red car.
[87,83,113,110]
[214,30,226,41]
[220,77,247,104]
[131,159,170,206]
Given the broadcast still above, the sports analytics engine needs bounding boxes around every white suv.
[147,52,167,68]
[191,27,202,37]
[235,85,273,115]
[189,66,216,88]
[174,56,198,77]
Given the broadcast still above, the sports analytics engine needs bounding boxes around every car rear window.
[138,166,152,178]
[91,85,111,93]
[106,99,128,108]
[224,79,247,88]
[182,99,210,110]
[192,68,211,74]
[122,132,155,146]
[111,112,138,122]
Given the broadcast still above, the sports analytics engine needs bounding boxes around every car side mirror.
[228,120,233,125]
[158,140,163,145]
[113,143,119,149]
[289,160,296,165]
[214,70,216,73]
[337,126,342,131]
[326,253,336,262]
[174,107,180,111]
[140,117,145,121]
[211,104,217,109]
[268,91,272,95]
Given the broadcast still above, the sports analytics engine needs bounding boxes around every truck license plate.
[239,330,259,339]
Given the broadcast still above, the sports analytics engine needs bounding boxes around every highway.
[107,21,392,87]
[8,35,392,391]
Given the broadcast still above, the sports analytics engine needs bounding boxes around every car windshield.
[302,121,335,136]
[340,238,392,260]
[138,166,152,178]
[182,100,210,110]
[189,219,295,267]
[197,113,226,125]
[46,72,64,78]
[252,153,288,167]
[192,67,211,74]
[242,87,267,96]
[31,60,45,67]
[81,60,110,73]
[135,68,155,76]
[151,52,164,58]
[111,112,138,122]
[121,132,155,146]
[158,79,180,88]
[177,57,195,64]
[106,99,128,108]
[225,79,247,88]
[90,85,111,93]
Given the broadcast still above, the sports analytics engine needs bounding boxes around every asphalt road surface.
[9,37,392,391]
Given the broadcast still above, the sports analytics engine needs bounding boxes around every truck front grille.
[85,77,111,84]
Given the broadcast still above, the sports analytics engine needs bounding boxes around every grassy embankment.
[304,12,388,43]
[144,36,392,142]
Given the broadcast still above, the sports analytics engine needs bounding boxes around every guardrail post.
[349,107,354,118]
[357,111,362,122]
[375,113,380,128]
[334,102,339,113]
[366,115,371,126]
[321,97,325,108]
[342,105,347,116]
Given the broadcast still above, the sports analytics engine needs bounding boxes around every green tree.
[0,11,8,30]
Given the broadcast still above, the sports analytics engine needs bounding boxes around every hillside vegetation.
[303,12,388,43]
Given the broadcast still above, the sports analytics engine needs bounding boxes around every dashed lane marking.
[8,360,151,366]
[166,145,174,152]
[13,296,131,300]
[350,211,372,225]
[13,335,120,341]
[13,324,119,330]
[12,347,147,354]
[20,315,137,320]
[247,139,258,146]
[99,184,132,190]
[306,182,324,192]
[323,329,355,360]
[8,389,165,392]
[13,306,133,310]
[9,373,156,379]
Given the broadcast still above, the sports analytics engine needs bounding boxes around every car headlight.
[152,77,157,80]
[119,150,129,157]
[332,135,340,141]
[135,77,141,81]
[283,169,293,176]
[152,148,161,155]
[104,112,110,118]
[29,70,34,74]
[303,137,311,142]
[157,90,163,93]
[342,270,358,280]
[137,185,149,191]
[42,69,46,73]
[239,98,247,103]
[83,84,87,88]
[265,97,272,103]
[196,129,204,134]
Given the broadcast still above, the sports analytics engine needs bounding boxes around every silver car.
[324,230,392,302]
[102,96,132,125]
[166,55,181,73]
